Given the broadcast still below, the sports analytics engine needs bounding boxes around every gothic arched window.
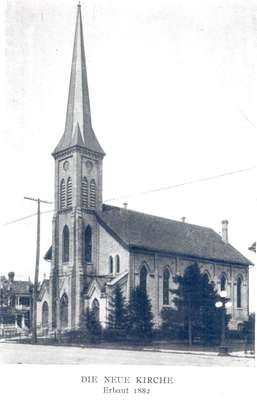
[220,274,226,291]
[67,177,72,207]
[42,301,49,327]
[84,225,92,263]
[140,265,147,293]
[115,255,120,274]
[109,256,113,274]
[237,277,242,308]
[82,177,88,208]
[62,225,70,263]
[163,268,170,305]
[60,294,68,329]
[89,179,96,208]
[92,298,100,321]
[60,179,66,209]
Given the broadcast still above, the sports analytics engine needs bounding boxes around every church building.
[38,4,251,333]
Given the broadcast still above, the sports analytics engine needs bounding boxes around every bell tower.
[49,4,105,332]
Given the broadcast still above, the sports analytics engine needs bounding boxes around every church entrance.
[60,294,68,329]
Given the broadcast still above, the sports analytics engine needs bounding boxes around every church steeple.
[53,4,104,156]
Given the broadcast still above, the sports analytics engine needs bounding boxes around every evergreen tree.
[127,286,154,342]
[81,307,102,343]
[107,286,128,332]
[170,263,230,345]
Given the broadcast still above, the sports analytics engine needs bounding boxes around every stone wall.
[131,250,249,328]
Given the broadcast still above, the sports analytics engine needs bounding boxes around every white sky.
[0,0,256,310]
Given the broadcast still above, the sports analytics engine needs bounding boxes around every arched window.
[42,301,49,327]
[92,298,100,321]
[109,256,113,274]
[60,294,68,329]
[89,179,96,208]
[67,177,72,207]
[220,274,226,291]
[237,277,242,308]
[84,225,92,263]
[115,255,120,274]
[62,225,70,263]
[60,179,66,209]
[82,177,88,208]
[163,268,170,305]
[203,272,210,282]
[140,265,147,293]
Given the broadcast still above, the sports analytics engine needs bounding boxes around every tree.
[82,307,102,343]
[242,313,255,353]
[127,286,154,342]
[107,286,128,332]
[171,263,230,345]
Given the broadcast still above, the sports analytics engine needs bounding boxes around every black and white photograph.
[0,0,256,398]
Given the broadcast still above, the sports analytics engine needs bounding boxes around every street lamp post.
[215,290,232,356]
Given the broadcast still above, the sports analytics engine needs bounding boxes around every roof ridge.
[102,203,212,231]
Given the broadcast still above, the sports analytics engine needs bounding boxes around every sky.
[0,0,256,310]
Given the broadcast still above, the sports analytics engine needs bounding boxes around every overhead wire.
[1,165,256,227]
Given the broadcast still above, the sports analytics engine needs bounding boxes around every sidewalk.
[145,347,255,359]
[0,336,255,359]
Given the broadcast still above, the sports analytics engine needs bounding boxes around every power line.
[105,166,256,202]
[1,165,256,227]
[1,209,54,227]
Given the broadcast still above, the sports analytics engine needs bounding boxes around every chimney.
[123,202,128,209]
[181,217,186,223]
[221,220,229,243]
[8,271,15,283]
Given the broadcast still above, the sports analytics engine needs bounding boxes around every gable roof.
[97,205,251,266]
[9,281,31,295]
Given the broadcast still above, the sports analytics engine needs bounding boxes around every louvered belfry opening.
[60,179,66,209]
[67,177,72,207]
[89,179,96,208]
[82,176,88,208]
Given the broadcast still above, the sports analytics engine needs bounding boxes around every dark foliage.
[107,286,128,336]
[241,313,255,345]
[82,307,102,343]
[164,263,230,345]
[127,286,154,342]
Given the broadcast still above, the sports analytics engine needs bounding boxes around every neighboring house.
[0,272,32,336]
[38,4,252,333]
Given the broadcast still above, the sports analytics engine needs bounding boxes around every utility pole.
[24,197,52,344]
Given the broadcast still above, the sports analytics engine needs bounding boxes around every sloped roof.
[97,205,251,266]
[10,281,31,294]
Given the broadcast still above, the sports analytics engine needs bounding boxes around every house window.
[60,294,68,329]
[67,177,72,207]
[140,265,147,293]
[220,274,226,291]
[82,177,88,208]
[109,256,113,274]
[237,277,242,308]
[163,268,170,305]
[84,225,92,263]
[115,255,120,274]
[60,179,66,209]
[62,225,70,263]
[89,179,96,208]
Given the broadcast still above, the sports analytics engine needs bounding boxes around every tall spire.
[53,4,104,156]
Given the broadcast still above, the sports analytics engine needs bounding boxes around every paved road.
[0,343,254,366]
